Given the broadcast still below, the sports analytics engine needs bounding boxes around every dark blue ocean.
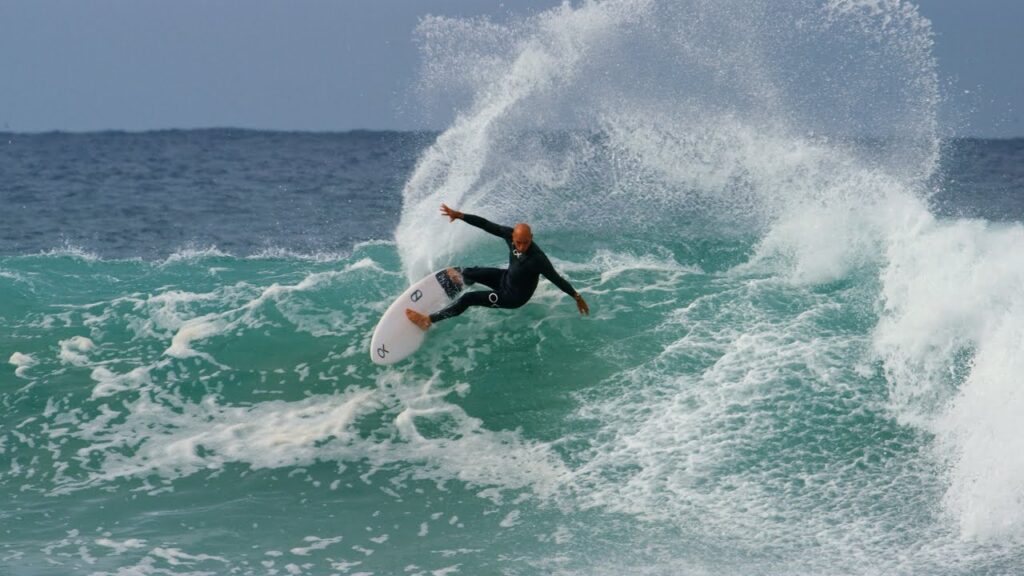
[0,130,434,258]
[4,2,1024,575]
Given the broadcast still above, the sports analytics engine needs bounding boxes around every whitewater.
[3,0,1024,574]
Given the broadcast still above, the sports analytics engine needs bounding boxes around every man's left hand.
[574,294,589,316]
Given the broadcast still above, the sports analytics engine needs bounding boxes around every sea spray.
[398,0,939,278]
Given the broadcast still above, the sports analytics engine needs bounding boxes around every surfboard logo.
[410,289,422,302]
[376,344,389,359]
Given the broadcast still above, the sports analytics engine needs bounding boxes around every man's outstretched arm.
[440,204,512,239]
[539,258,590,316]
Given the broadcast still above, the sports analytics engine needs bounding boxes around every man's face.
[512,224,533,254]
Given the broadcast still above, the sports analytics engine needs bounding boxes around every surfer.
[405,204,589,330]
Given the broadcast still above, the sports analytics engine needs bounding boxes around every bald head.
[512,222,533,254]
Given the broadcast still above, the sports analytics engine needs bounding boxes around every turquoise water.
[4,228,1024,574]
[4,0,1024,574]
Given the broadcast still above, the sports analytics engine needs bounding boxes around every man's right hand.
[440,203,464,222]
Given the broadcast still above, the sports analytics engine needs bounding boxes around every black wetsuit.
[429,214,577,323]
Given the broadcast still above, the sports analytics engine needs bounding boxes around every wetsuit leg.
[461,267,505,291]
[429,290,500,323]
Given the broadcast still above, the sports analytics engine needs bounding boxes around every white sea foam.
[64,390,379,487]
[55,366,568,502]
[556,249,701,290]
[155,269,350,360]
[0,268,30,284]
[290,535,344,556]
[498,510,522,528]
[9,352,36,378]
[150,547,227,566]
[352,239,397,251]
[161,245,232,264]
[90,365,154,399]
[150,244,383,265]
[58,336,95,367]
[94,538,147,555]
[38,242,101,261]
[875,217,1024,541]
[164,315,225,359]
[249,246,329,261]
[383,370,571,496]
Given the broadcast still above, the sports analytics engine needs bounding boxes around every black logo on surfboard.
[410,289,422,302]
[376,344,389,359]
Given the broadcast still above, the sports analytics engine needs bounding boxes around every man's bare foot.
[406,308,432,331]
[445,267,463,288]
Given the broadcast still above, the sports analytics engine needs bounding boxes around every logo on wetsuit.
[488,292,499,307]
[512,249,523,260]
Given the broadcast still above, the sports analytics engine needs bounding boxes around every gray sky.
[1,0,1020,136]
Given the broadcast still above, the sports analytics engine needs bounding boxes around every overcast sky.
[0,0,1020,136]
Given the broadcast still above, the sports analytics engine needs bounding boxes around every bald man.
[405,203,589,330]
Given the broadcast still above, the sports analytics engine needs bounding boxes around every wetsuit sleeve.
[462,213,513,240]
[538,255,577,297]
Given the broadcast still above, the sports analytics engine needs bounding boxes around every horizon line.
[3,127,1022,141]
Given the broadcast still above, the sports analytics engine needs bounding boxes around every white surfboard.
[369,269,463,365]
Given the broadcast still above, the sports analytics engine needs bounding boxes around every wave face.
[3,1,1024,574]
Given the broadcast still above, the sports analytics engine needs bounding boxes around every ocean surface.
[4,2,1024,575]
